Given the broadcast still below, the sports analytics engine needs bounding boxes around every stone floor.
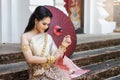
[77,33,120,44]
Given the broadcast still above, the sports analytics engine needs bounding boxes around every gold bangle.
[46,56,50,63]
[42,56,56,69]
[61,42,68,48]
[46,56,55,64]
[21,45,30,52]
[59,45,66,53]
[50,56,55,63]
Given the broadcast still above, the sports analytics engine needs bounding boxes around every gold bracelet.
[46,56,55,64]
[61,42,68,48]
[42,56,55,70]
[50,56,56,63]
[59,45,66,53]
[46,56,50,63]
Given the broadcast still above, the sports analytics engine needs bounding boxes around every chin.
[40,30,45,33]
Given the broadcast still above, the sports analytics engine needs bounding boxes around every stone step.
[0,58,120,80]
[1,44,120,66]
[71,45,120,66]
[0,43,25,64]
[0,33,120,79]
[0,52,25,65]
[75,33,120,52]
[75,58,120,80]
[105,74,120,80]
[0,61,28,80]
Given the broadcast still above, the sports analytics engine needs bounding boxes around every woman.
[21,6,88,80]
[21,6,72,80]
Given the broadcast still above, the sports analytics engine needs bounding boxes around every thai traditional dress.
[28,33,89,80]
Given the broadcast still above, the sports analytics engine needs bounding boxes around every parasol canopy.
[45,6,76,57]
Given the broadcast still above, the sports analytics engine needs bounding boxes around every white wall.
[11,0,30,43]
[84,0,91,33]
[84,0,101,34]
[0,0,1,42]
[0,0,30,43]
[17,0,31,42]
[29,0,54,12]
[54,0,68,16]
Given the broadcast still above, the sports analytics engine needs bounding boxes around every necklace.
[40,33,47,56]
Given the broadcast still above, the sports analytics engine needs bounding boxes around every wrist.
[46,56,56,64]
[61,42,68,48]
[59,45,66,53]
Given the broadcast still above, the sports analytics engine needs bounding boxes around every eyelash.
[42,23,50,26]
[42,23,46,25]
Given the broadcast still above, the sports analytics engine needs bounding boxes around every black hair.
[24,6,53,33]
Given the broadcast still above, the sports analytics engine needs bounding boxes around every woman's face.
[35,17,51,33]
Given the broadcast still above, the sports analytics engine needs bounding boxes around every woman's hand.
[62,35,72,48]
[54,35,72,61]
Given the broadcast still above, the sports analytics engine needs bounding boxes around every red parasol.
[45,6,76,57]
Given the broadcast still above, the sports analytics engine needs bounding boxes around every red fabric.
[56,56,90,78]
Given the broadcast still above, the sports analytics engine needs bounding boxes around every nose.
[46,25,49,29]
[44,25,49,30]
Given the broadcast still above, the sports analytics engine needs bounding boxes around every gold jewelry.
[40,33,47,56]
[58,42,68,53]
[38,33,56,70]
[41,56,55,69]
[21,44,30,52]
[46,56,50,63]
[59,45,66,53]
[46,56,55,64]
[50,56,56,63]
[61,42,68,48]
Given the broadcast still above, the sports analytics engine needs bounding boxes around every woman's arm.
[21,34,48,64]
[54,35,72,60]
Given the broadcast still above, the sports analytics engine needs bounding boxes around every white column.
[54,0,68,16]
[84,0,95,34]
[0,0,1,42]
[0,0,18,43]
[1,0,11,43]
[11,0,19,43]
[0,0,30,43]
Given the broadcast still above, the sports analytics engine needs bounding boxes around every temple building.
[1,0,120,80]
[0,0,120,43]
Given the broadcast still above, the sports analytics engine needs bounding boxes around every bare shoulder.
[21,32,30,45]
[21,33,28,40]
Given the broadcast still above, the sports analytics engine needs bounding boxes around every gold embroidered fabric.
[28,33,71,80]
[32,33,47,76]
